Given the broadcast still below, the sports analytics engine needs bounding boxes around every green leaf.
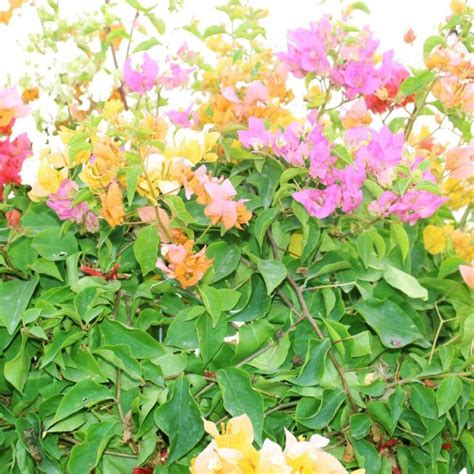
[293,338,331,386]
[32,228,78,261]
[67,422,117,474]
[198,285,222,325]
[350,413,372,440]
[41,328,84,368]
[398,70,435,97]
[133,38,160,53]
[256,259,287,295]
[410,383,437,419]
[254,208,279,248]
[134,225,160,275]
[390,223,410,263]
[4,336,31,392]
[147,13,166,34]
[196,313,226,363]
[217,367,264,444]
[154,377,203,463]
[349,1,370,14]
[438,256,465,278]
[423,35,446,60]
[352,439,381,474]
[332,144,354,165]
[296,389,346,429]
[355,299,424,348]
[460,431,474,467]
[100,319,165,358]
[29,258,63,281]
[125,165,143,205]
[233,275,270,322]
[383,265,428,300]
[436,376,463,416]
[164,195,194,224]
[0,277,38,335]
[203,242,240,284]
[203,25,226,38]
[94,345,142,379]
[52,380,113,425]
[232,320,274,364]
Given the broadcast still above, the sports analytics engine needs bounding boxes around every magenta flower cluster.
[47,179,99,232]
[238,117,446,224]
[278,18,407,101]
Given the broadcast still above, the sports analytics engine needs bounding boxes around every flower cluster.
[0,87,31,199]
[0,0,26,25]
[424,225,474,288]
[427,42,474,113]
[191,415,365,474]
[238,112,445,224]
[25,62,252,288]
[278,18,414,111]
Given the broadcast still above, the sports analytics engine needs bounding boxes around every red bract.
[80,263,121,281]
[0,133,31,198]
[159,449,168,464]
[5,209,21,229]
[379,438,397,452]
[442,442,452,451]
[132,468,153,474]
[365,63,415,113]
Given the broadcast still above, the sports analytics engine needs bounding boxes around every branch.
[267,231,357,411]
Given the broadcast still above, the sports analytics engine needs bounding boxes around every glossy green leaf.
[134,225,160,275]
[52,380,113,425]
[436,376,463,416]
[383,265,428,300]
[154,377,204,463]
[256,259,287,295]
[0,276,38,335]
[355,299,424,348]
[217,367,264,444]
[67,421,117,474]
[32,228,78,261]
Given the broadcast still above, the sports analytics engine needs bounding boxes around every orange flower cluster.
[183,165,252,230]
[156,239,212,289]
[198,53,294,128]
[99,181,125,228]
[79,136,126,192]
[0,0,26,25]
[427,42,474,113]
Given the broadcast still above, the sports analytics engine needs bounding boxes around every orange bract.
[100,181,125,228]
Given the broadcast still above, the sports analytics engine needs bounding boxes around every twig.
[267,231,357,411]
[404,81,435,141]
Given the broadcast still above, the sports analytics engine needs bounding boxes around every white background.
[0,0,452,84]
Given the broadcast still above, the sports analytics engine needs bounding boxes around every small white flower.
[224,333,240,345]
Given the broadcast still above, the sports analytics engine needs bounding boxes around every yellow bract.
[191,415,365,474]
[28,150,69,202]
[423,225,447,255]
[165,130,221,164]
[79,137,124,192]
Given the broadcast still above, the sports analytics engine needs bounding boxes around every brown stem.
[267,231,357,411]
[404,80,435,141]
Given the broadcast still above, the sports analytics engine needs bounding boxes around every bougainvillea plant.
[0,0,473,473]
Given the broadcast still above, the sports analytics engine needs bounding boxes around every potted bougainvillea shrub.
[0,0,472,473]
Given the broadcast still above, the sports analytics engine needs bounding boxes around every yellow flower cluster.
[136,129,221,203]
[0,0,26,25]
[423,225,474,261]
[409,128,473,211]
[197,51,294,129]
[191,415,365,474]
[28,149,68,202]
